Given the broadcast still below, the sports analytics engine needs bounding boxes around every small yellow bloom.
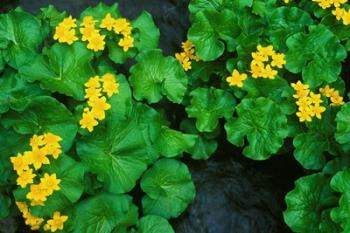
[226,69,247,88]
[102,73,119,97]
[87,33,106,52]
[16,202,29,215]
[28,148,50,170]
[80,26,100,42]
[27,184,49,202]
[310,104,326,119]
[80,110,99,132]
[257,45,274,57]
[113,18,130,34]
[46,212,68,232]
[25,212,44,230]
[85,76,101,89]
[342,10,350,25]
[85,87,102,100]
[330,93,345,106]
[332,7,346,20]
[10,153,30,174]
[291,81,309,92]
[296,110,312,122]
[61,16,77,28]
[43,133,62,145]
[17,169,36,188]
[89,97,111,120]
[40,173,61,196]
[100,13,116,31]
[30,135,45,149]
[118,36,134,52]
[261,64,278,79]
[271,53,286,68]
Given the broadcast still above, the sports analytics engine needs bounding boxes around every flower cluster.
[16,202,68,232]
[10,133,64,231]
[80,73,119,132]
[54,14,134,52]
[53,16,78,45]
[292,81,326,122]
[226,69,248,88]
[319,85,345,106]
[175,40,200,71]
[313,0,350,25]
[250,45,286,79]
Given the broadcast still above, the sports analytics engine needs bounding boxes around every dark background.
[0,1,305,232]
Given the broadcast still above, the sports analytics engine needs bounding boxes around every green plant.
[1,0,350,232]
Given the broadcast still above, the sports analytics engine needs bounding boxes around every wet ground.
[0,1,305,232]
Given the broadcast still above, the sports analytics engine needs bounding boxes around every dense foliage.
[0,0,350,232]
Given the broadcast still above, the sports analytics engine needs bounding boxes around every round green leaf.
[1,96,78,151]
[330,169,350,232]
[19,42,94,100]
[285,25,347,88]
[267,6,313,50]
[0,72,47,114]
[284,173,338,233]
[335,103,350,145]
[137,215,175,233]
[0,10,45,68]
[155,126,197,158]
[132,11,160,50]
[186,87,235,133]
[141,159,195,219]
[129,49,188,104]
[77,101,160,193]
[225,97,288,160]
[70,193,138,233]
[80,2,121,20]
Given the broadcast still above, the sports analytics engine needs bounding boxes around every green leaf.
[38,5,66,30]
[30,154,84,217]
[107,40,137,64]
[186,87,235,132]
[335,103,350,145]
[132,11,160,50]
[188,9,240,61]
[285,25,347,88]
[252,0,277,17]
[137,215,175,233]
[189,0,252,15]
[19,42,94,100]
[225,97,288,160]
[0,72,47,114]
[267,7,313,51]
[330,169,350,232]
[293,132,328,170]
[155,126,197,158]
[0,194,11,219]
[70,193,138,233]
[77,102,160,193]
[129,49,188,104]
[80,2,121,20]
[0,10,45,68]
[1,96,78,151]
[180,119,218,160]
[284,173,338,233]
[141,159,195,219]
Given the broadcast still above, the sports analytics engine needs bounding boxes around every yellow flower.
[182,40,195,52]
[17,169,36,188]
[85,87,102,100]
[182,58,192,71]
[87,33,106,52]
[342,10,350,25]
[261,64,277,79]
[89,97,111,120]
[319,85,334,97]
[291,81,309,92]
[332,7,346,20]
[80,110,99,132]
[250,60,264,78]
[271,53,286,68]
[30,200,45,206]
[16,202,29,215]
[310,104,326,119]
[46,212,68,232]
[10,153,30,174]
[226,69,247,88]
[40,173,61,195]
[309,92,323,105]
[100,13,116,31]
[118,36,134,52]
[61,16,77,28]
[42,143,62,159]
[81,16,97,27]
[252,52,268,63]
[296,110,312,122]
[30,134,45,149]
[28,148,50,170]
[257,45,275,57]
[27,184,49,202]
[283,0,290,3]
[113,18,130,34]
[102,73,119,97]
[43,133,62,145]
[85,76,101,89]
[24,212,44,230]
[332,0,347,8]
[80,26,100,42]
[330,93,345,106]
